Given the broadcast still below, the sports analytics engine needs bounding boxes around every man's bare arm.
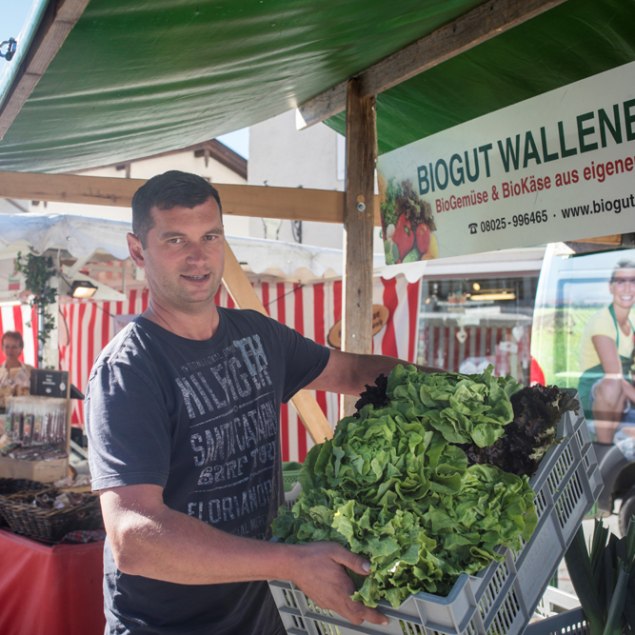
[99,484,388,626]
[306,348,436,396]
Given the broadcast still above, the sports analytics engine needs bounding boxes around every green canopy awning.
[1,0,634,173]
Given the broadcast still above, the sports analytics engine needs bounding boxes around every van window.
[531,244,635,446]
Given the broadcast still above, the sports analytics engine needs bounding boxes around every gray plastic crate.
[525,608,589,635]
[269,404,604,635]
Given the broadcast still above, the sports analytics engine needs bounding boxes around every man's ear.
[127,232,145,267]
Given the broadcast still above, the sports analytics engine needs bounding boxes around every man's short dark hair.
[131,170,223,246]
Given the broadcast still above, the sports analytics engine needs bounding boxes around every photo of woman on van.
[578,258,635,445]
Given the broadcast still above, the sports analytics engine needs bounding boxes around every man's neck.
[142,304,221,340]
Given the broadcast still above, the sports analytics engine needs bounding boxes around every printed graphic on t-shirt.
[174,334,279,538]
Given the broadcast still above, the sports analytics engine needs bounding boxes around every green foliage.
[272,365,537,608]
[387,364,520,447]
[380,178,436,231]
[564,518,635,634]
[14,252,57,358]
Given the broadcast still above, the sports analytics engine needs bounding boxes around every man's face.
[127,197,225,313]
[2,337,22,361]
[610,267,635,310]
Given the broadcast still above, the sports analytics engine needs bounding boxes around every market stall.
[1,1,635,633]
[0,368,105,635]
[0,529,104,635]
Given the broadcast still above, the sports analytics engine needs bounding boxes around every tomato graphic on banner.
[378,175,438,265]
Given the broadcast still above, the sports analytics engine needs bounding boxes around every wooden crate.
[0,455,68,483]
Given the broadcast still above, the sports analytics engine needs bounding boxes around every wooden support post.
[222,241,333,443]
[340,79,377,416]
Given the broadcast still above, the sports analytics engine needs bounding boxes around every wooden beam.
[0,167,336,443]
[222,241,333,443]
[0,0,91,139]
[0,171,365,224]
[340,79,377,416]
[298,0,567,127]
[0,171,142,207]
[220,183,347,225]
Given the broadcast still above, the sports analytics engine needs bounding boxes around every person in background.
[0,330,33,409]
[86,170,430,635]
[578,259,635,444]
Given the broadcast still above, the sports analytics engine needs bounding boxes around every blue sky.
[1,1,249,158]
[218,128,249,159]
[1,2,36,36]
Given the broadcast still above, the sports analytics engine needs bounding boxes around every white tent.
[0,213,545,297]
[0,213,382,301]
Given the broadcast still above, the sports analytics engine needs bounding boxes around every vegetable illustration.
[402,247,420,263]
[379,177,436,264]
[393,215,415,260]
[415,223,431,255]
[422,232,439,260]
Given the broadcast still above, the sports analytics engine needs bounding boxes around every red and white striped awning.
[59,275,421,462]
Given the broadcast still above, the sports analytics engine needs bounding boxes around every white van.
[531,243,635,535]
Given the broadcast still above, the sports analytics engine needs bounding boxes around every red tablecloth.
[0,529,105,635]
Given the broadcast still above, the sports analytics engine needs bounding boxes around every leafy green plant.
[564,517,635,634]
[14,251,57,363]
[272,366,559,608]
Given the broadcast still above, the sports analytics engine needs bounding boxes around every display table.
[0,529,105,635]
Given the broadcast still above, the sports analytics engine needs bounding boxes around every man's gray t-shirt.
[86,308,330,634]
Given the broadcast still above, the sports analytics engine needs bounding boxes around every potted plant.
[563,516,635,634]
[14,251,57,365]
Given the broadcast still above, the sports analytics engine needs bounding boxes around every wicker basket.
[0,477,48,496]
[0,478,48,528]
[0,487,103,543]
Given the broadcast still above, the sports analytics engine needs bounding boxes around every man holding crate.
[86,171,416,634]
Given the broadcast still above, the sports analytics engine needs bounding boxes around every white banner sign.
[377,61,635,263]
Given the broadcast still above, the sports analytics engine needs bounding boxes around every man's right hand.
[288,542,389,626]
